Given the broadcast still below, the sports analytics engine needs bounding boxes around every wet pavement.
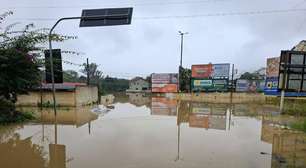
[1,93,306,168]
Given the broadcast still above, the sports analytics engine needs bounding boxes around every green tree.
[179,66,191,92]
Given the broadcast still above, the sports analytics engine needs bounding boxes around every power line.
[0,0,227,9]
[8,8,306,22]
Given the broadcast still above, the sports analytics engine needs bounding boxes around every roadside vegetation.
[291,119,306,133]
[0,11,75,124]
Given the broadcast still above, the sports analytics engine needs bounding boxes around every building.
[16,82,98,107]
[126,77,150,92]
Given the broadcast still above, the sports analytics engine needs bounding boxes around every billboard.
[151,73,178,84]
[236,79,265,92]
[151,97,177,116]
[152,84,178,93]
[191,79,228,92]
[266,57,280,78]
[212,64,230,78]
[191,64,213,78]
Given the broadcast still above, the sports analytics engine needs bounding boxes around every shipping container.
[152,83,178,93]
[191,64,213,78]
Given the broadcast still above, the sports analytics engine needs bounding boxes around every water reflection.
[262,112,306,167]
[1,95,306,168]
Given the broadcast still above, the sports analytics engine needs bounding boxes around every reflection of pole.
[176,124,181,161]
[175,100,181,161]
[88,121,91,135]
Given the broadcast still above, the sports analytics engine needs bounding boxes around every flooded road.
[1,94,306,168]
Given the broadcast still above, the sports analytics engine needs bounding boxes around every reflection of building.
[178,102,228,130]
[127,77,150,92]
[39,107,98,127]
[151,97,177,116]
[126,93,151,107]
[17,83,98,106]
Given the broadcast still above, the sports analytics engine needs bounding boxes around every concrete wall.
[176,92,265,103]
[16,86,98,107]
[17,91,76,106]
[75,86,98,106]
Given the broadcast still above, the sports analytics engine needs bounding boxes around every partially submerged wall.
[176,92,265,103]
[17,85,98,107]
[75,86,98,106]
[16,91,76,106]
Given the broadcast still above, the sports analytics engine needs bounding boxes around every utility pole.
[87,58,90,86]
[178,31,188,92]
[230,64,235,102]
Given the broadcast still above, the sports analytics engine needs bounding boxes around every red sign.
[192,64,213,78]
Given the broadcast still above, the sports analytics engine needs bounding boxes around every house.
[126,77,150,92]
[16,82,98,107]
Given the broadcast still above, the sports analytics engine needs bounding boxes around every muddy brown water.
[1,94,306,168]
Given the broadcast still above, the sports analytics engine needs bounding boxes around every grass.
[291,119,306,133]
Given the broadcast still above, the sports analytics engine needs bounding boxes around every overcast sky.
[1,0,306,78]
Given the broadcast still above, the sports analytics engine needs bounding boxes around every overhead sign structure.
[80,7,133,27]
[48,7,133,116]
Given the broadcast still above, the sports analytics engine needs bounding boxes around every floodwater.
[1,93,306,168]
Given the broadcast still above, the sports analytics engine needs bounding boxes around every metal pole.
[180,34,184,67]
[178,31,188,92]
[48,36,57,116]
[230,64,234,101]
[87,58,90,85]
[280,63,287,112]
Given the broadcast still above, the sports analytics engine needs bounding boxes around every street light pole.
[178,31,188,92]
[48,14,130,116]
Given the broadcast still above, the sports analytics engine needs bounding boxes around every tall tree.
[0,11,76,118]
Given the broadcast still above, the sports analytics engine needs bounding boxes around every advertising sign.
[191,79,228,92]
[192,64,213,78]
[236,79,265,92]
[212,64,230,78]
[151,73,178,84]
[151,97,177,116]
[152,83,178,93]
[266,57,280,78]
[264,77,279,95]
[193,79,213,87]
[213,79,228,91]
